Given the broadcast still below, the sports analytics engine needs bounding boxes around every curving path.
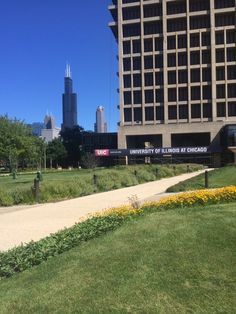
[0,170,207,252]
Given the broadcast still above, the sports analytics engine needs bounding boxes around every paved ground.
[0,170,206,252]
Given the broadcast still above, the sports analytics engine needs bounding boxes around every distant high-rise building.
[44,114,56,129]
[62,64,77,130]
[94,106,107,133]
[41,114,60,143]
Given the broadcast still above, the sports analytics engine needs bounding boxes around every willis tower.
[62,64,77,130]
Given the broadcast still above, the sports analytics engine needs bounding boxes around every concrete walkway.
[0,170,205,252]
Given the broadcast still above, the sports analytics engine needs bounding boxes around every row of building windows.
[122,13,235,37]
[122,48,236,72]
[123,102,236,122]
[123,30,235,55]
[121,0,235,21]
[123,84,236,104]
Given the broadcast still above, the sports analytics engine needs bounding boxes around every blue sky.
[0,0,119,131]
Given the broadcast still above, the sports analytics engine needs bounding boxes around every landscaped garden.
[167,165,236,192]
[1,165,235,312]
[0,186,235,313]
[0,163,203,206]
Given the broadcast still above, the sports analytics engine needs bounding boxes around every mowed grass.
[167,165,236,192]
[0,164,203,206]
[0,203,235,313]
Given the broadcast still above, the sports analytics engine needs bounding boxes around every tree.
[80,152,100,169]
[46,138,67,168]
[0,115,43,170]
[60,126,84,167]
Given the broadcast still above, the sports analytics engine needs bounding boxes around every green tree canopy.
[46,138,67,167]
[0,116,43,170]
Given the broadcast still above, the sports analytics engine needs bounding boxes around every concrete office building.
[94,106,108,133]
[109,0,236,161]
[41,114,60,143]
[62,64,78,131]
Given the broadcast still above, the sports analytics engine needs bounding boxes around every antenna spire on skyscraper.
[65,63,72,78]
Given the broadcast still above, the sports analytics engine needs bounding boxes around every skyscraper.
[94,106,108,133]
[109,0,236,153]
[62,64,78,130]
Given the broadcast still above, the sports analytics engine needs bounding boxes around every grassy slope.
[0,203,235,313]
[167,165,236,192]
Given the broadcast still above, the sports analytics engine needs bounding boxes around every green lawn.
[0,203,235,313]
[0,164,203,206]
[167,165,236,192]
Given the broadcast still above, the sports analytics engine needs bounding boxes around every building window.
[178,70,188,84]
[227,48,236,62]
[217,85,225,99]
[216,49,225,63]
[179,105,188,119]
[133,57,141,70]
[202,50,211,64]
[124,91,132,105]
[156,106,164,120]
[123,58,131,71]
[203,103,212,118]
[228,102,236,117]
[190,15,210,30]
[227,66,236,80]
[168,106,177,120]
[168,71,176,85]
[202,32,211,46]
[215,31,224,45]
[191,103,201,118]
[167,36,176,50]
[124,75,131,88]
[123,41,131,54]
[132,40,141,53]
[190,51,200,65]
[191,69,200,83]
[168,88,177,102]
[133,91,142,104]
[124,108,132,122]
[168,54,176,67]
[179,87,188,101]
[144,56,153,69]
[217,102,226,117]
[202,68,211,82]
[145,90,154,104]
[133,74,142,87]
[228,84,236,98]
[145,107,154,121]
[144,73,153,86]
[144,39,153,52]
[155,72,164,86]
[144,4,162,18]
[156,89,164,103]
[191,86,201,100]
[178,52,187,66]
[178,34,187,49]
[216,67,225,81]
[155,55,163,68]
[227,29,236,44]
[167,17,187,32]
[155,38,163,51]
[134,107,142,122]
[123,24,141,37]
[190,33,199,47]
[144,21,162,35]
[203,85,212,100]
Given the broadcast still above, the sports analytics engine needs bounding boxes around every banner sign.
[95,146,219,157]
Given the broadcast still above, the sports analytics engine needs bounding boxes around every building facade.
[109,0,236,156]
[94,106,108,133]
[61,64,78,131]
